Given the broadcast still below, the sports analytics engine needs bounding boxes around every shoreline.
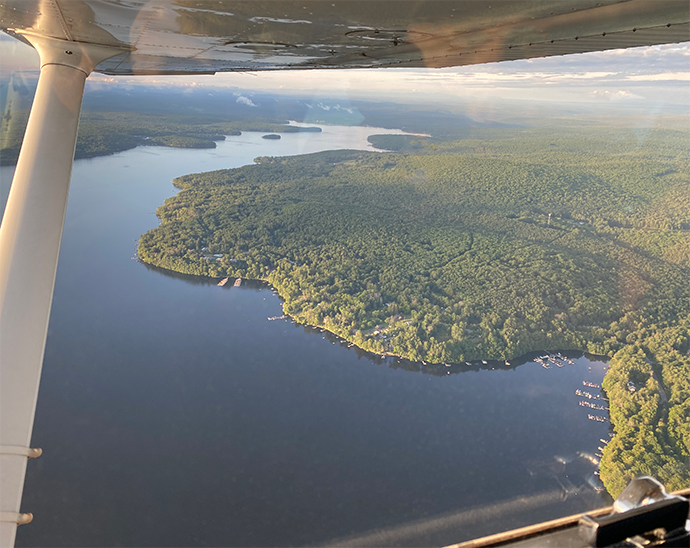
[229,276,607,368]
[139,258,608,369]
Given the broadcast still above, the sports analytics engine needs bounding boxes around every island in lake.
[138,125,690,499]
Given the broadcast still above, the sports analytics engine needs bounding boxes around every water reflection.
[140,260,223,286]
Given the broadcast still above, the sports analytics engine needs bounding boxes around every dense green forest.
[600,319,690,497]
[138,127,689,495]
[0,110,320,166]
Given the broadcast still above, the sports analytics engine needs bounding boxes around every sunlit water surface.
[1,127,611,547]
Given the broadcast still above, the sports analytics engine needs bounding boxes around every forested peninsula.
[138,127,690,496]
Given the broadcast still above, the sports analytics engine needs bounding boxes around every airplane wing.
[0,2,688,548]
[1,0,688,74]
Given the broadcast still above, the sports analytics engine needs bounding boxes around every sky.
[1,31,689,108]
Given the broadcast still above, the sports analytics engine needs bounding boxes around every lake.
[1,126,612,547]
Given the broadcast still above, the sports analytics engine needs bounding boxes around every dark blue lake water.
[0,127,612,547]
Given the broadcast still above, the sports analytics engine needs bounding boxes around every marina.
[533,353,575,369]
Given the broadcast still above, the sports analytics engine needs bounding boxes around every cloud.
[236,95,257,107]
[409,70,619,86]
[591,90,644,101]
[626,72,690,81]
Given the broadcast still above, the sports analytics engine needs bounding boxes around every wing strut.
[0,34,124,548]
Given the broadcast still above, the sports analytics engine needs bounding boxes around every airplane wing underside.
[1,0,688,75]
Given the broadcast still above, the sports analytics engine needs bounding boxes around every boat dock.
[579,400,607,411]
[535,353,574,368]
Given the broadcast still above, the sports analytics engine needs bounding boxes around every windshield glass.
[1,30,688,548]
